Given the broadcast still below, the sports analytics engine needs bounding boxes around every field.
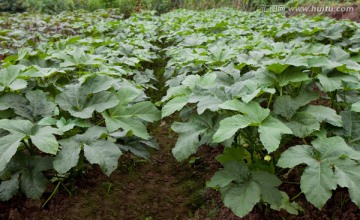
[1,7,360,219]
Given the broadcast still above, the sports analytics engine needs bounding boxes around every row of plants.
[1,7,360,218]
[158,9,360,217]
[0,10,162,203]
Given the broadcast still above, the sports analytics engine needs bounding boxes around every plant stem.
[42,181,61,208]
[60,182,73,196]
[267,93,273,109]
[291,191,303,201]
[22,139,35,156]
[96,118,105,126]
[283,181,300,185]
[302,138,308,145]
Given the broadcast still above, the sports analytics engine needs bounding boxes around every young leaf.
[271,191,304,215]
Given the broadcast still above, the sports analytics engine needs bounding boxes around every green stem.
[302,138,308,145]
[42,181,61,208]
[61,182,73,196]
[280,86,283,96]
[22,139,35,156]
[96,118,105,126]
[283,181,300,185]
[291,191,303,201]
[330,90,338,111]
[267,93,273,109]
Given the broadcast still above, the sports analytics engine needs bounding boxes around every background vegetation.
[0,0,288,14]
[1,0,358,16]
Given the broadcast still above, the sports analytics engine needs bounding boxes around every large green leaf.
[334,159,360,207]
[277,145,317,168]
[53,139,81,174]
[303,105,342,127]
[0,91,55,122]
[273,92,319,120]
[270,191,304,215]
[0,173,19,201]
[19,156,53,199]
[0,65,27,92]
[0,119,62,155]
[0,119,33,135]
[252,171,282,207]
[341,111,360,148]
[258,116,292,153]
[220,100,269,124]
[56,83,118,119]
[212,115,251,143]
[277,70,309,87]
[300,162,336,209]
[128,101,161,122]
[51,47,102,67]
[84,141,122,176]
[0,134,25,172]
[221,183,261,218]
[278,136,360,209]
[285,112,320,138]
[30,126,62,154]
[103,101,160,138]
[172,113,215,161]
[54,126,121,176]
[161,95,189,118]
[208,162,282,217]
[21,90,56,121]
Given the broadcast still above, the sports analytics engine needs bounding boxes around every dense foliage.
[1,0,286,14]
[1,8,360,218]
[159,9,360,217]
[0,9,161,201]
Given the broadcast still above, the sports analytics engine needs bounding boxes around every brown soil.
[0,120,204,220]
[1,120,360,220]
